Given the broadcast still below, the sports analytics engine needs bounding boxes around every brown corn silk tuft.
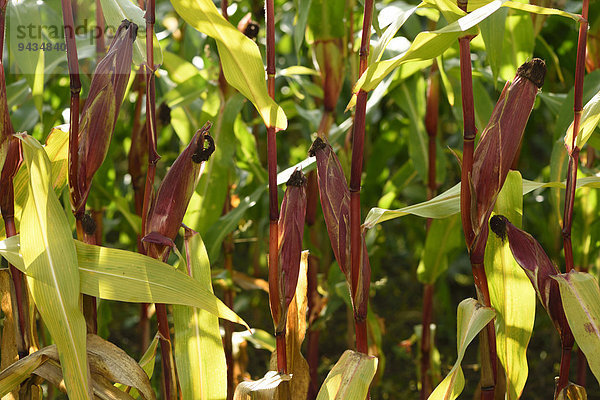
[470,59,546,246]
[490,215,567,336]
[309,137,370,319]
[271,169,307,333]
[72,20,137,215]
[145,122,214,258]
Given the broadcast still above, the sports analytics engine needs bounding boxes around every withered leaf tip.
[308,137,326,157]
[517,58,546,88]
[489,215,508,241]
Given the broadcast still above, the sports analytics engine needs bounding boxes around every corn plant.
[2,0,600,399]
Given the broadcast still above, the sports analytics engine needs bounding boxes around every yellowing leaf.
[484,171,535,400]
[316,350,377,400]
[0,126,68,240]
[18,134,91,399]
[173,230,227,400]
[554,271,600,386]
[171,0,287,130]
[428,299,494,400]
[0,235,248,329]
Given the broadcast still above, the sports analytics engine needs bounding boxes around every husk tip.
[308,137,326,157]
[489,215,508,241]
[517,58,546,88]
[286,169,307,187]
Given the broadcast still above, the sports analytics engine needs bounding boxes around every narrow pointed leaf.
[428,298,495,400]
[484,171,534,400]
[173,230,227,400]
[171,0,287,130]
[315,350,378,400]
[417,215,461,284]
[554,271,600,386]
[18,134,91,399]
[363,175,600,229]
[351,0,505,97]
[565,89,600,153]
[0,235,248,328]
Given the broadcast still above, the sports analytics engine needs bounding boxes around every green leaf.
[183,94,245,235]
[204,185,266,261]
[396,76,428,183]
[0,235,248,329]
[171,0,287,130]
[499,13,534,82]
[315,350,378,400]
[351,0,506,97]
[364,176,600,228]
[554,271,600,386]
[173,231,227,400]
[7,0,45,116]
[428,298,495,400]
[294,0,312,57]
[484,171,535,400]
[18,134,92,399]
[99,0,163,65]
[479,7,507,83]
[307,0,346,40]
[371,3,419,63]
[565,89,600,153]
[417,215,461,284]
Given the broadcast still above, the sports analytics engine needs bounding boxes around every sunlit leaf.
[173,230,227,400]
[99,0,163,65]
[554,271,600,386]
[484,171,534,400]
[0,235,248,328]
[233,371,291,400]
[364,176,600,228]
[18,134,91,399]
[0,125,68,240]
[428,298,495,400]
[171,0,287,130]
[565,89,600,153]
[315,350,377,400]
[351,0,506,97]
